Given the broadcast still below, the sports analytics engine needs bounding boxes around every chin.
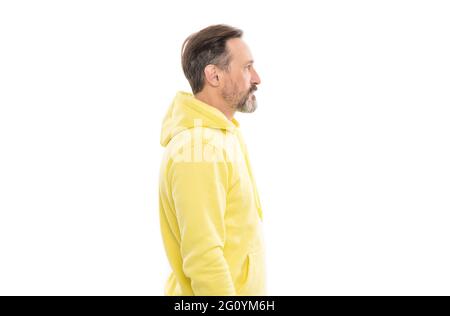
[239,102,257,113]
[247,97,258,113]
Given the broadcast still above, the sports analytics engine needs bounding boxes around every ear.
[203,64,221,87]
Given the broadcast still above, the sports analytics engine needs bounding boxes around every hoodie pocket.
[237,249,265,296]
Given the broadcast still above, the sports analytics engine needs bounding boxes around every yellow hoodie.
[159,91,266,296]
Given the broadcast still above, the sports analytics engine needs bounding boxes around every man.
[159,24,265,296]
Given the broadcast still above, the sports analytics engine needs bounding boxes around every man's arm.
[170,157,235,296]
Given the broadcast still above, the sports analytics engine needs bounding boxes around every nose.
[251,68,261,85]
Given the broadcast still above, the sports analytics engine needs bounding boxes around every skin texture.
[194,38,261,121]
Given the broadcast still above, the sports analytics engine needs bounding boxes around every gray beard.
[236,93,258,113]
[221,83,258,114]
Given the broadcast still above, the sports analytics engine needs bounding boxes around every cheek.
[240,73,251,87]
[245,72,252,89]
[231,71,250,91]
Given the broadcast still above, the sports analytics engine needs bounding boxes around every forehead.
[226,38,253,64]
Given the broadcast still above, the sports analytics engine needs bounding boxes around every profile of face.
[219,38,261,113]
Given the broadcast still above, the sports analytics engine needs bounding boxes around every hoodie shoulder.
[160,91,239,147]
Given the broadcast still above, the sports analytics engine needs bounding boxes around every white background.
[1,0,449,295]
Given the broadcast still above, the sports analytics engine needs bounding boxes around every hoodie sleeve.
[170,156,235,296]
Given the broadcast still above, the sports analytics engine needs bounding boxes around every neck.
[194,90,235,121]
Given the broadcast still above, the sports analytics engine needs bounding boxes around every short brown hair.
[181,24,243,94]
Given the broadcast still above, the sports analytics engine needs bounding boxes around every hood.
[160,91,240,147]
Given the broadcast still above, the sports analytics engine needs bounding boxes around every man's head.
[181,24,261,114]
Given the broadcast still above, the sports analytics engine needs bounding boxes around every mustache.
[249,85,258,93]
